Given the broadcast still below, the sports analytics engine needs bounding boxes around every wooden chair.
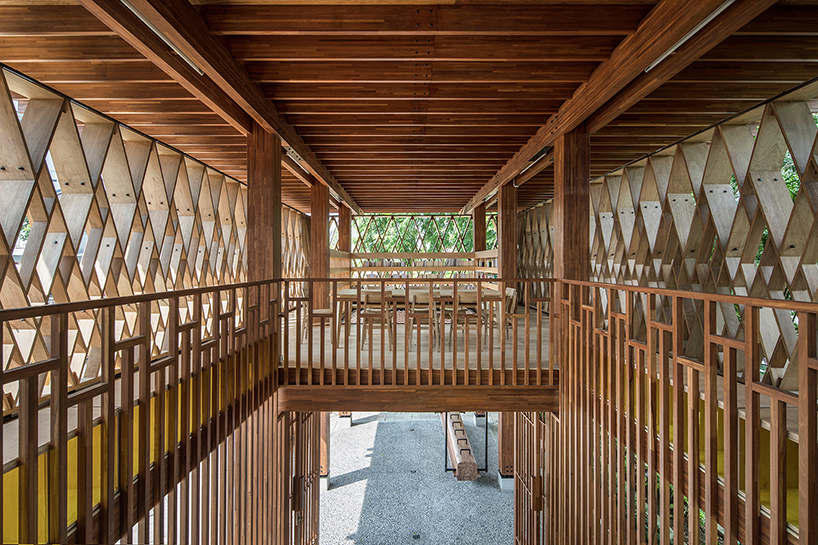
[300,283,336,345]
[479,287,518,345]
[446,290,484,346]
[408,289,439,349]
[360,289,394,350]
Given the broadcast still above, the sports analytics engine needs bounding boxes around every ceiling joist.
[460,0,776,214]
[77,0,363,214]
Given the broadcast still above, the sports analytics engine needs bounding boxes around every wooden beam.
[78,0,362,215]
[460,0,748,213]
[247,122,281,281]
[282,153,315,187]
[442,413,479,481]
[587,0,779,133]
[276,385,559,412]
[72,0,252,136]
[516,151,555,188]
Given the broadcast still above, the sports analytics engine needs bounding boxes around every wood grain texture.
[310,181,330,308]
[553,123,589,281]
[498,183,517,281]
[277,384,559,412]
[247,122,282,281]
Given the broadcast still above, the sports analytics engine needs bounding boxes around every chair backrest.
[412,290,433,306]
[364,289,386,305]
[456,290,478,306]
[504,287,517,314]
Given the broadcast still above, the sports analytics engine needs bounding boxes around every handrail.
[0,278,282,321]
[2,273,815,321]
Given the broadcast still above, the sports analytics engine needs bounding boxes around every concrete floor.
[320,412,513,545]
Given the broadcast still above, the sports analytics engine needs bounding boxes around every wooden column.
[246,122,281,281]
[498,186,517,475]
[498,184,517,280]
[311,182,330,308]
[319,412,330,478]
[553,122,590,281]
[338,205,351,253]
[473,202,486,252]
[498,412,514,477]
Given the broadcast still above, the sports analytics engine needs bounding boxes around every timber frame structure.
[2,1,818,544]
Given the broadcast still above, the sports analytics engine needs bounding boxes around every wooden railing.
[282,277,554,388]
[515,279,818,545]
[345,250,499,280]
[0,279,321,545]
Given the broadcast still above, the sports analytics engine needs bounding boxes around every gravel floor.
[320,412,512,545]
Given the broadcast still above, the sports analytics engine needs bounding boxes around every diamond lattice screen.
[351,213,497,253]
[519,97,818,392]
[0,68,309,409]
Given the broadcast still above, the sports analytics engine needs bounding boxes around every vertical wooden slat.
[77,397,94,544]
[799,311,817,545]
[356,282,362,386]
[428,281,434,386]
[501,280,507,386]
[18,373,39,544]
[704,300,718,545]
[155,363,166,545]
[770,399,787,545]
[453,280,459,386]
[168,297,179,545]
[332,280,338,385]
[646,307,658,544]
[101,306,117,543]
[380,281,386,384]
[477,279,483,386]
[180,324,191,545]
[211,291,222,545]
[723,345,739,544]
[625,291,634,545]
[404,279,410,386]
[0,323,3,544]
[49,312,68,544]
[674,296,693,545]
[121,345,136,543]
[138,301,151,545]
[524,281,530,385]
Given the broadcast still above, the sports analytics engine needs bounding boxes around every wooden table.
[332,287,503,347]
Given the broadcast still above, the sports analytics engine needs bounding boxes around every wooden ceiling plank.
[201,4,650,36]
[0,5,113,36]
[79,0,362,214]
[461,0,774,214]
[276,99,563,115]
[0,36,142,61]
[244,60,598,84]
[224,35,622,62]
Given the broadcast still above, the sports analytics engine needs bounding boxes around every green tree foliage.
[351,213,496,253]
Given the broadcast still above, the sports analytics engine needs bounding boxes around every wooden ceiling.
[1,1,817,214]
